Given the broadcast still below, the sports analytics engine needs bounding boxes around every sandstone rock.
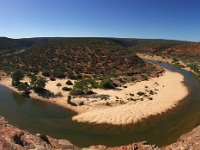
[0,116,79,150]
[58,139,75,149]
[30,145,46,150]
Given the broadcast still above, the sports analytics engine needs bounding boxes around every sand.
[0,61,189,125]
[72,69,188,125]
[0,76,88,113]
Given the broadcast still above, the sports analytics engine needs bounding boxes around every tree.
[30,75,47,91]
[12,69,25,85]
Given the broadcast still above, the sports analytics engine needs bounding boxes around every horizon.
[0,0,200,41]
[0,36,196,42]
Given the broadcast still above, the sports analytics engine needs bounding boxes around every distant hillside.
[0,37,61,54]
[0,37,195,55]
[124,39,190,53]
[0,38,162,81]
[0,37,199,79]
[163,42,200,55]
[124,38,200,55]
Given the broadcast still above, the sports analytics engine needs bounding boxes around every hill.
[0,38,163,82]
[1,37,199,81]
[0,37,62,54]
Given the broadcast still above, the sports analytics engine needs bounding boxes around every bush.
[30,75,47,91]
[188,63,199,73]
[137,91,145,96]
[12,69,25,85]
[99,76,115,89]
[50,77,56,81]
[70,89,85,95]
[67,70,77,79]
[42,70,51,77]
[56,83,62,87]
[62,87,72,91]
[55,92,63,97]
[66,80,73,85]
[52,70,66,78]
[70,78,98,95]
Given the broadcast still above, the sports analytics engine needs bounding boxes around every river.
[0,61,200,147]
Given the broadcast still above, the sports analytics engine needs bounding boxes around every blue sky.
[0,0,199,41]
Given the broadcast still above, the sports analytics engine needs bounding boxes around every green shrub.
[67,70,77,79]
[12,69,25,85]
[99,76,115,89]
[70,78,98,95]
[50,77,56,81]
[42,70,51,77]
[30,75,47,91]
[52,70,66,78]
[66,80,73,85]
[137,91,145,96]
[188,63,199,73]
[56,83,62,87]
[62,87,72,91]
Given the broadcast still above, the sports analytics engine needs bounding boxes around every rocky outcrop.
[87,141,159,150]
[0,116,79,150]
[164,125,200,150]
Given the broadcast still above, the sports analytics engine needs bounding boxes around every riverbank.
[0,64,189,125]
[137,53,192,72]
[72,69,188,125]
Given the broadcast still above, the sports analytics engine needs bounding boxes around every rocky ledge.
[87,141,158,150]
[0,116,79,150]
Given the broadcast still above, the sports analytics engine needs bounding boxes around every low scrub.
[70,78,98,95]
[62,87,72,91]
[66,80,73,85]
[99,76,115,89]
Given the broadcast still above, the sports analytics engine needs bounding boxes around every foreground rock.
[87,142,158,150]
[164,125,200,150]
[0,116,79,150]
[1,113,200,150]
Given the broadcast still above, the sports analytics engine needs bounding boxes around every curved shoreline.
[0,64,189,126]
[72,69,188,125]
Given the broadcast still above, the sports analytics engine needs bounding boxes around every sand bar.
[72,69,188,125]
[0,67,189,125]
